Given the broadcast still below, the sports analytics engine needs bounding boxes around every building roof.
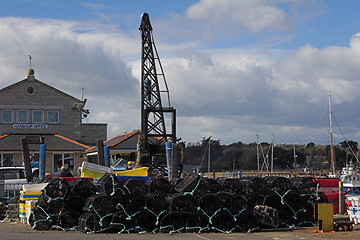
[0,77,81,102]
[86,129,140,153]
[0,134,92,152]
[85,129,167,154]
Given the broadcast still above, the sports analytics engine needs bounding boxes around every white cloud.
[0,17,141,140]
[271,41,360,105]
[0,8,359,146]
[350,33,360,53]
[185,0,292,33]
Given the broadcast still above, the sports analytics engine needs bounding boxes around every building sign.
[13,124,48,129]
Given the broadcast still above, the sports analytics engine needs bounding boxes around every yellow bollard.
[317,203,334,232]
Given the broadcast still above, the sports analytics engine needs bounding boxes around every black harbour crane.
[138,13,180,177]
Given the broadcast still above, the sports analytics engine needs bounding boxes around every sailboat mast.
[208,137,211,175]
[271,134,274,174]
[293,143,297,172]
[329,92,335,176]
[256,134,260,172]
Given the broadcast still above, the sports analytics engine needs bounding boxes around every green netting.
[28,175,321,234]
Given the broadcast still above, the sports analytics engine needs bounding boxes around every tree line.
[183,137,359,172]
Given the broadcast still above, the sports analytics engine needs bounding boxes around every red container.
[59,177,93,182]
[316,178,339,187]
[325,192,347,214]
[316,178,340,194]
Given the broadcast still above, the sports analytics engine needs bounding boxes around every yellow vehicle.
[80,161,148,183]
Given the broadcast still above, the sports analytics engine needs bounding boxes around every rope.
[42,188,66,201]
[30,205,57,230]
[117,203,141,220]
[271,189,300,218]
[109,174,129,196]
[143,206,167,225]
[56,225,78,231]
[183,177,202,196]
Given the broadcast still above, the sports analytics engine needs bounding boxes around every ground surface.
[1,221,359,240]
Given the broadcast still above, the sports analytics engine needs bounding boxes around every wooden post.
[21,137,32,183]
[97,139,104,166]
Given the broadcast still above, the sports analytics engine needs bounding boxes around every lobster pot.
[290,177,318,194]
[160,211,186,233]
[198,194,222,216]
[174,174,201,194]
[235,210,259,233]
[71,178,97,200]
[124,179,148,196]
[263,176,291,194]
[28,206,53,230]
[78,212,111,234]
[166,194,197,213]
[62,194,86,214]
[97,173,128,197]
[174,175,222,196]
[42,179,70,199]
[145,194,169,215]
[209,209,235,233]
[83,195,113,217]
[216,192,247,214]
[135,210,158,233]
[239,177,269,196]
[57,210,81,230]
[115,193,145,218]
[253,205,279,228]
[216,178,243,194]
[110,210,136,233]
[36,194,64,216]
[147,177,174,195]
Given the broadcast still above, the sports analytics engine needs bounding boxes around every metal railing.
[0,180,23,201]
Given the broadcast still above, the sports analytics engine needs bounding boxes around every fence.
[202,171,292,179]
[0,180,24,201]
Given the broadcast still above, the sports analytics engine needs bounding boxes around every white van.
[0,166,39,192]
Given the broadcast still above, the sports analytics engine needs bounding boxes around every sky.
[0,0,359,146]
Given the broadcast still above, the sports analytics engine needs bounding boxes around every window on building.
[1,110,13,123]
[1,153,14,167]
[17,110,29,123]
[47,111,59,123]
[53,153,74,173]
[32,110,44,123]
